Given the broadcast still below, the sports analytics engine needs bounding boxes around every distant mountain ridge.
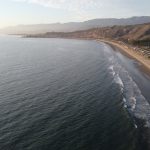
[25,23,150,42]
[1,16,150,34]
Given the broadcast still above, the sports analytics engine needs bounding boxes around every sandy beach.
[98,39,150,75]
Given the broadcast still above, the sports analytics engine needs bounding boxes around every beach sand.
[98,39,150,76]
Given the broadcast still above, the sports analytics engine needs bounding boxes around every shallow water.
[0,36,150,150]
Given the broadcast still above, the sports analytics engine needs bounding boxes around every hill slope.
[26,23,150,42]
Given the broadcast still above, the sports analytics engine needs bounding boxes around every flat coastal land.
[98,39,150,75]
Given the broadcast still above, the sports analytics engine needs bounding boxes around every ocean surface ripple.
[0,36,150,150]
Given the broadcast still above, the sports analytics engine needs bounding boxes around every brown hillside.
[25,23,150,43]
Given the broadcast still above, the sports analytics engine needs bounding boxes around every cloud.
[12,0,103,21]
[13,0,145,20]
[13,0,102,11]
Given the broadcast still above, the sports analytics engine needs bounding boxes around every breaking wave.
[105,44,150,128]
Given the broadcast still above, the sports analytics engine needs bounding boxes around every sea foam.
[105,45,150,128]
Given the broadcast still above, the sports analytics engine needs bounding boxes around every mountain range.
[1,16,150,34]
[25,23,150,42]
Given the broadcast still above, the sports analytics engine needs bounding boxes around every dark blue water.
[0,35,150,150]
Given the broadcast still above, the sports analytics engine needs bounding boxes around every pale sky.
[0,0,150,28]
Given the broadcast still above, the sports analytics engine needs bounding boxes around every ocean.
[0,35,150,150]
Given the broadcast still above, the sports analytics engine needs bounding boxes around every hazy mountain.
[1,16,150,34]
[26,23,150,43]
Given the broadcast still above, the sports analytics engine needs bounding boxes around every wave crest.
[106,49,150,128]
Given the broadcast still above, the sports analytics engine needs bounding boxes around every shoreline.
[98,39,150,149]
[23,34,150,76]
[24,35,150,76]
[97,39,150,76]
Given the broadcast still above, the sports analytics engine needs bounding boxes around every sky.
[0,0,150,28]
